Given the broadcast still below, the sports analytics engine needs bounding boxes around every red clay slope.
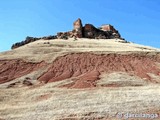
[38,52,160,88]
[0,59,46,84]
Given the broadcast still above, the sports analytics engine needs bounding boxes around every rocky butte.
[11,18,122,49]
[0,19,160,120]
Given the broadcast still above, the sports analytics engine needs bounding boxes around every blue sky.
[0,0,160,52]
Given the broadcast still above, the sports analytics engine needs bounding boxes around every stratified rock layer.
[38,52,160,88]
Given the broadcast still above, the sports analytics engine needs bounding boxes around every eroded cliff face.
[1,52,160,89]
[0,59,46,84]
[38,52,160,88]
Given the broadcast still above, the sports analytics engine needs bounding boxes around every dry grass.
[97,72,149,87]
[0,38,159,63]
[0,75,160,120]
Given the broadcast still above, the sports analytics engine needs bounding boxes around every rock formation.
[11,18,122,49]
[83,24,97,38]
[100,24,121,38]
[73,18,83,38]
[83,24,110,39]
[56,18,121,39]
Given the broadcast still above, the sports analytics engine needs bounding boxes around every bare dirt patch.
[0,59,46,84]
[38,52,160,88]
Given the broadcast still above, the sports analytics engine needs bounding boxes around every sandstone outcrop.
[11,18,122,49]
[83,24,98,38]
[73,18,83,38]
[56,18,121,39]
[100,24,121,38]
[83,24,112,39]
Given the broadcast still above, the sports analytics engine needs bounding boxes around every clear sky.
[0,0,160,52]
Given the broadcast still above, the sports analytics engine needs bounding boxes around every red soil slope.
[0,59,46,84]
[38,53,160,88]
[1,52,160,89]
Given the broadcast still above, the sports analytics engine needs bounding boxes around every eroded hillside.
[0,38,160,120]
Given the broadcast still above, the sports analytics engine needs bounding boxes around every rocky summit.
[57,18,121,39]
[0,19,160,120]
[11,18,122,49]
